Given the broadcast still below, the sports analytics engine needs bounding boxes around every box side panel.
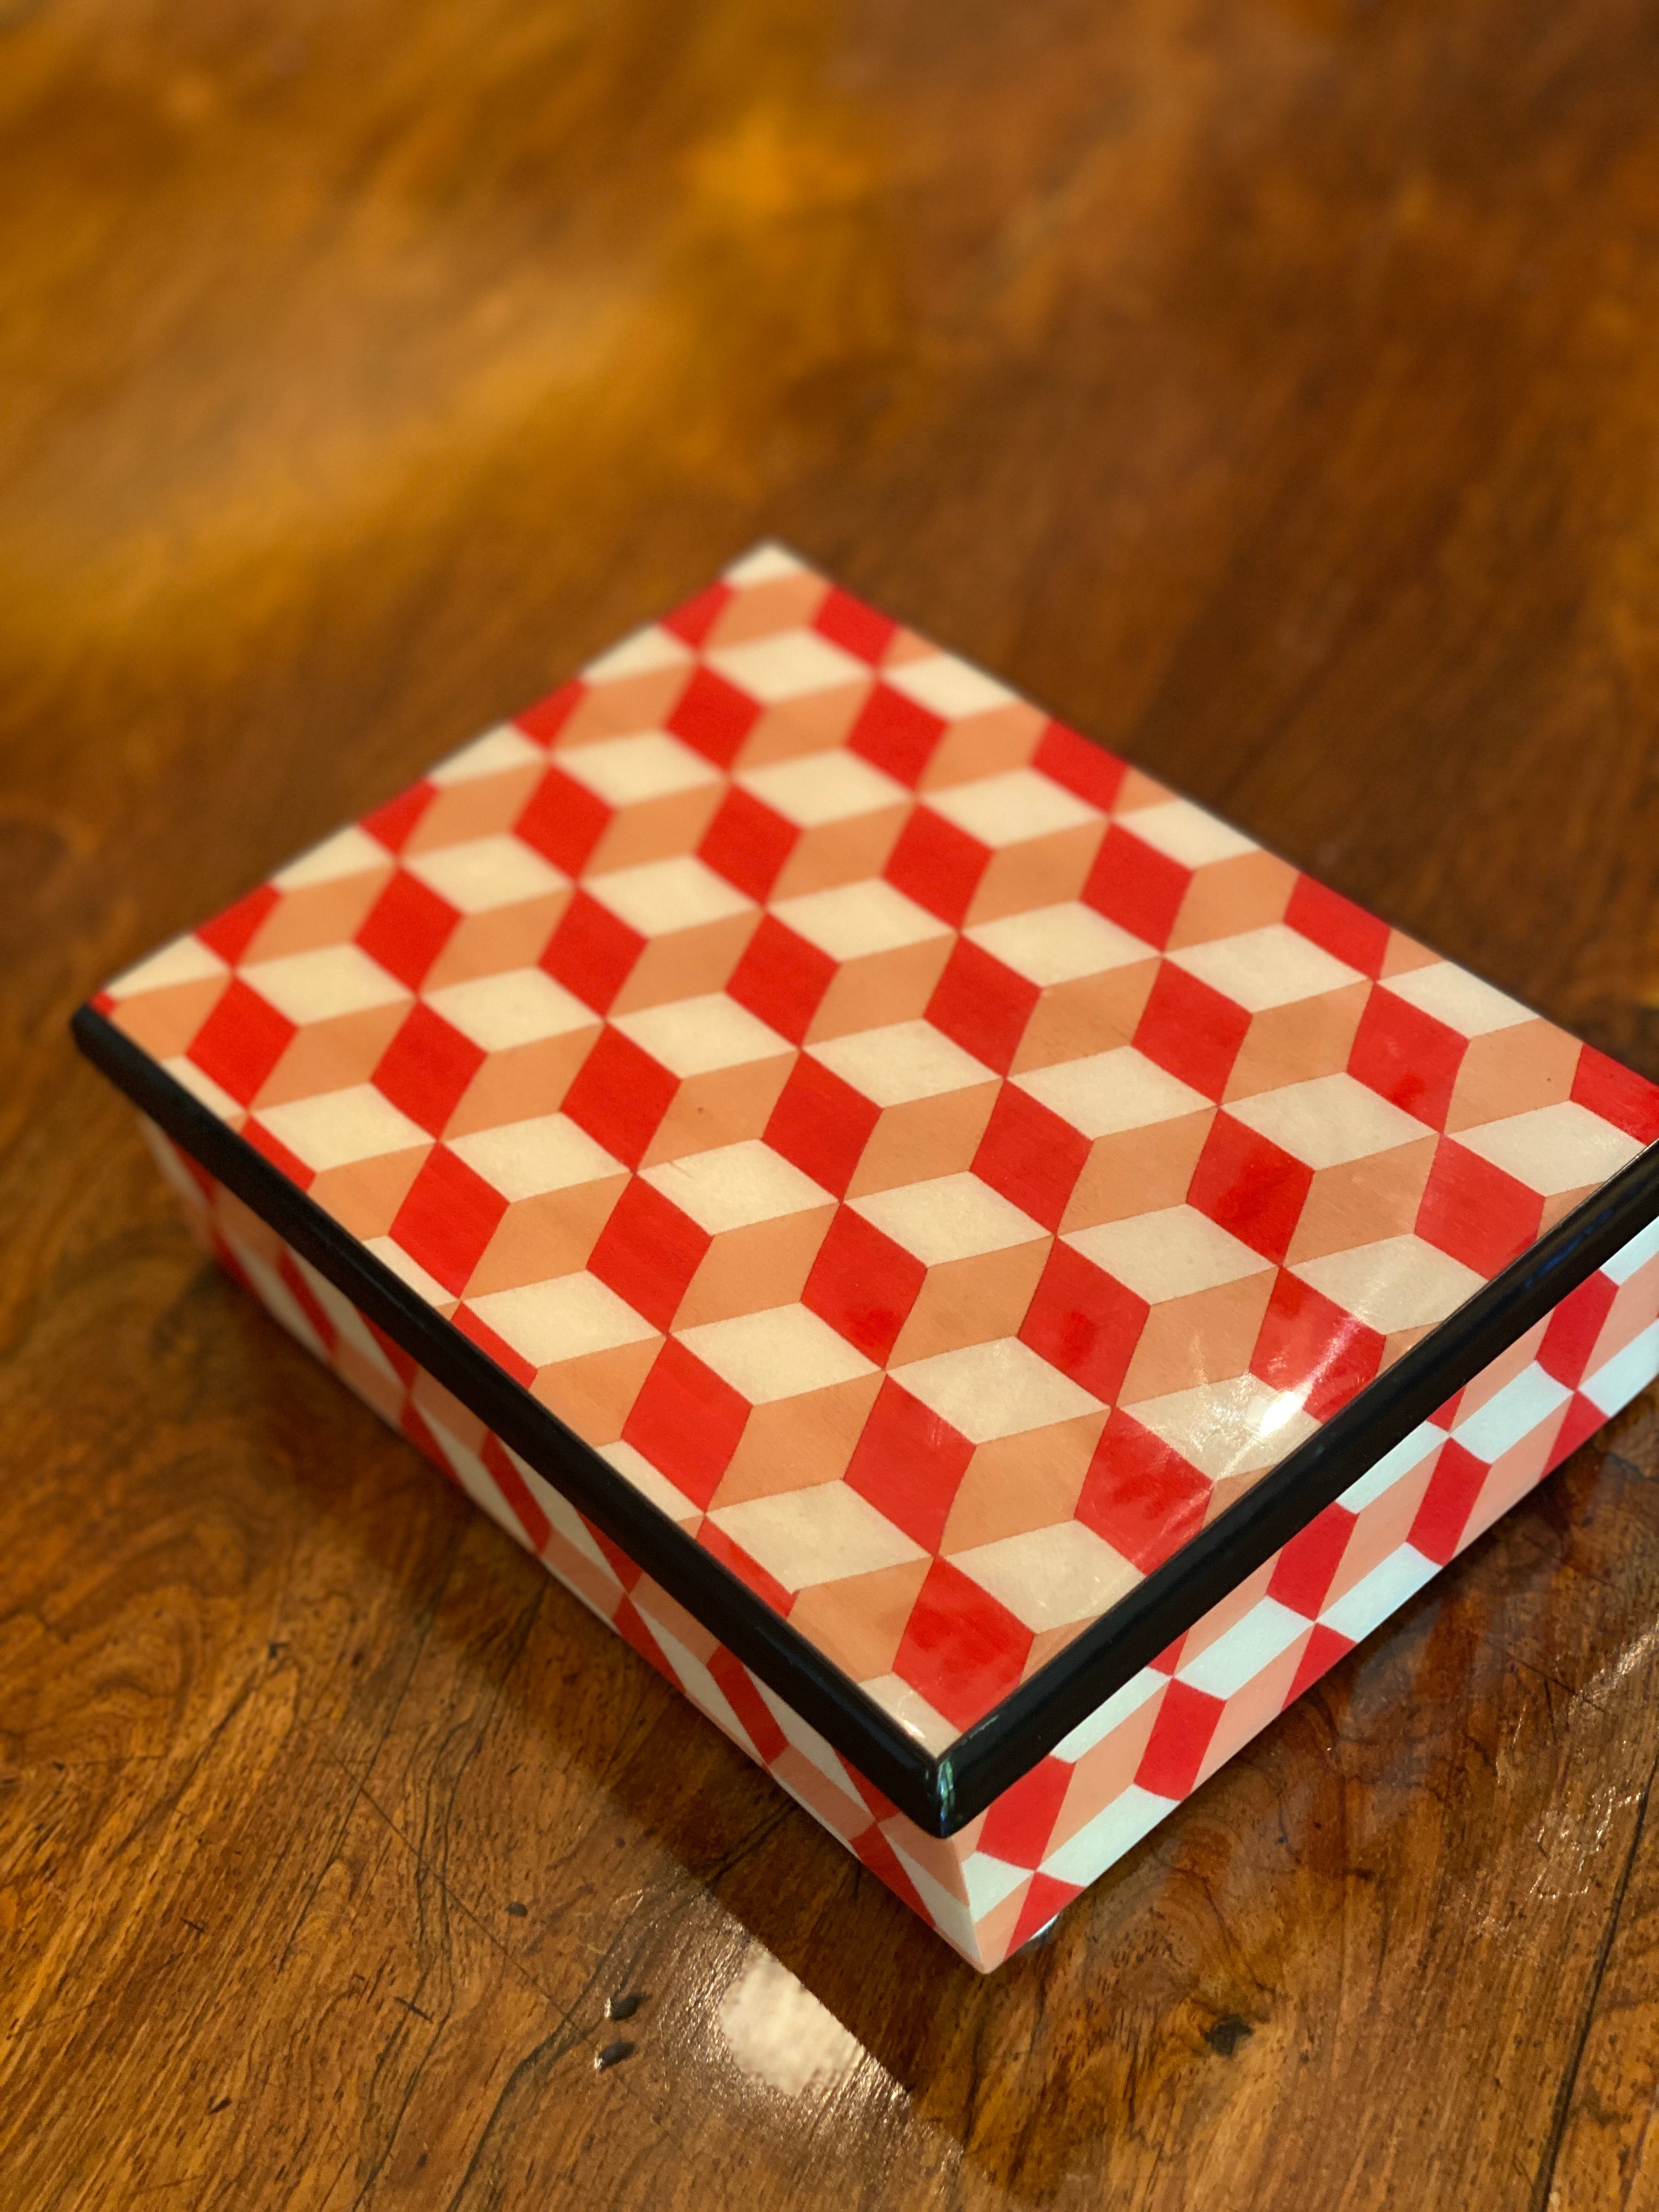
[140,1119,1659,1972]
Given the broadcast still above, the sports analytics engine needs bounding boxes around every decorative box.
[74,544,1659,1970]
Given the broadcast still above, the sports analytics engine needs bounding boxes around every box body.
[78,544,1659,1967]
[141,1115,1659,1967]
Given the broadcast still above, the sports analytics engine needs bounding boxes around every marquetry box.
[74,545,1659,1970]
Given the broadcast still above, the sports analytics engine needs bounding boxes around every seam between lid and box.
[72,1000,1659,1837]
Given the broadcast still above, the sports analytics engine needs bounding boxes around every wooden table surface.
[7,2,1659,2205]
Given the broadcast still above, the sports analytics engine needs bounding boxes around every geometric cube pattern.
[95,544,1659,1748]
[138,1118,1659,1968]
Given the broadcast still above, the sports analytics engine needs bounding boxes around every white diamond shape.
[1291,1235,1484,1334]
[709,1484,924,1592]
[924,768,1101,849]
[678,1304,876,1403]
[893,1337,1103,1443]
[706,629,870,702]
[1168,925,1362,1012]
[258,1086,430,1172]
[240,944,410,1023]
[1227,1073,1432,1168]
[1455,1102,1640,1196]
[425,968,597,1051]
[448,1114,622,1201]
[950,1521,1137,1630]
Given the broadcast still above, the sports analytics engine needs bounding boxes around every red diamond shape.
[976,1755,1073,1869]
[1133,962,1250,1101]
[884,806,988,928]
[1266,1501,1356,1618]
[726,915,836,1044]
[927,939,1039,1077]
[1188,1115,1314,1263]
[1133,1678,1224,1799]
[515,765,611,876]
[541,891,644,1014]
[561,1028,679,1169]
[1034,721,1125,812]
[356,871,459,990]
[1020,1245,1147,1404]
[972,1084,1088,1232]
[666,665,761,768]
[1083,822,1188,950]
[802,1206,925,1363]
[1075,1410,1210,1575]
[847,684,945,787]
[814,584,896,663]
[1250,1268,1382,1421]
[623,1338,750,1507]
[373,1003,486,1136]
[587,1177,710,1331]
[843,1377,974,1552]
[892,1558,1032,1734]
[763,1054,880,1195]
[187,978,296,1105]
[196,883,280,966]
[697,786,798,902]
[390,1146,509,1296]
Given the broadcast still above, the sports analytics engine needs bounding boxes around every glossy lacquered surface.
[9,0,1659,2203]
[86,544,1659,1774]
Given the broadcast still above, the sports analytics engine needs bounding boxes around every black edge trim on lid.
[71,1004,941,1826]
[73,1001,1659,1838]
[936,1132,1659,1829]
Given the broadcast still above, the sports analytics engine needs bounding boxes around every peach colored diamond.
[577,624,694,685]
[1382,963,1534,1036]
[704,629,870,702]
[882,653,1021,721]
[1113,797,1255,867]
[107,935,229,999]
[853,1674,960,1756]
[583,855,755,933]
[924,769,1102,849]
[555,731,721,805]
[239,944,410,1023]
[468,1272,658,1367]
[1014,1047,1208,1138]
[270,825,393,889]
[610,994,790,1076]
[737,751,909,826]
[599,1438,702,1526]
[771,880,951,960]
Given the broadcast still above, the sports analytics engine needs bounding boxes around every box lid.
[75,543,1659,1835]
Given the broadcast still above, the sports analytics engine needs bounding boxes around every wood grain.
[4,1,1659,2204]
